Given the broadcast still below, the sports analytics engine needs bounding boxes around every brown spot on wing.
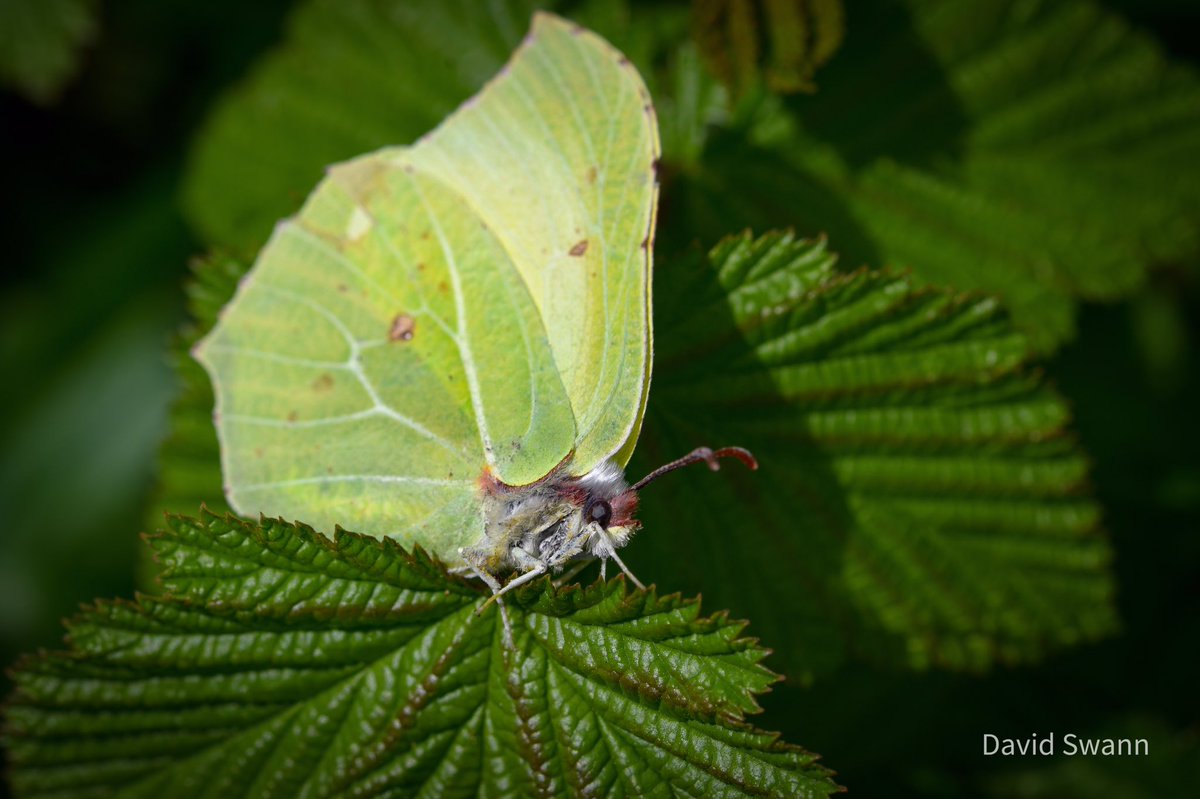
[569,239,589,257]
[389,314,416,342]
[312,373,334,391]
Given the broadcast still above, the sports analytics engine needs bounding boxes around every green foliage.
[6,511,839,799]
[631,232,1114,676]
[680,0,1200,351]
[0,0,96,104]
[0,175,188,666]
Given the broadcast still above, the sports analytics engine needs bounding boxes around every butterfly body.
[464,460,640,594]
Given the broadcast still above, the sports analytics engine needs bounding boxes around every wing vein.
[407,176,495,463]
[256,283,470,459]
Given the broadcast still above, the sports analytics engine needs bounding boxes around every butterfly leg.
[480,560,548,610]
[461,562,515,647]
[590,527,645,590]
[459,546,518,647]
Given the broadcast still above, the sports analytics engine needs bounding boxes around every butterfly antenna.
[630,446,758,492]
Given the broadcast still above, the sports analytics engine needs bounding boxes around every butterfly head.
[470,446,758,587]
[561,446,759,563]
[560,460,641,553]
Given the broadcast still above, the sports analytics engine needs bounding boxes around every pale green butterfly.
[194,13,754,606]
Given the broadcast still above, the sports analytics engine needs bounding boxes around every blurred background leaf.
[0,0,97,104]
[0,0,294,679]
[181,0,541,257]
[0,176,181,663]
[692,0,845,96]
[671,0,1200,352]
[141,253,241,526]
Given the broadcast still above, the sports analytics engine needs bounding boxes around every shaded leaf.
[674,0,1200,350]
[630,232,1116,677]
[5,512,840,799]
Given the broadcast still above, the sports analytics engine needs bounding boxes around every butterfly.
[194,13,755,616]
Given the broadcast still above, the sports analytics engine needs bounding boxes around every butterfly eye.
[586,499,613,528]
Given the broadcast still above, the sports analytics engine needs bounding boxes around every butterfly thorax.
[461,460,640,579]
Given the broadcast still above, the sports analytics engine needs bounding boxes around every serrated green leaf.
[676,0,1200,350]
[6,511,840,799]
[629,232,1116,677]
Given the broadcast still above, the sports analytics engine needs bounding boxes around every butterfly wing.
[195,14,659,558]
[195,151,575,556]
[405,12,660,474]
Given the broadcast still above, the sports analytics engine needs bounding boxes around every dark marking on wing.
[388,314,416,342]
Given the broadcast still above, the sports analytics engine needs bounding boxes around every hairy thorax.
[466,459,639,577]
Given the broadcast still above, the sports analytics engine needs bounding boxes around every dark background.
[2,0,1197,795]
